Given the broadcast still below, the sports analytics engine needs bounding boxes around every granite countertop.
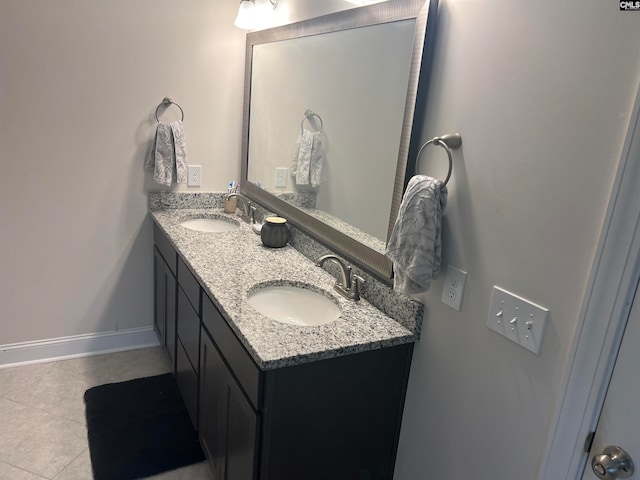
[151,208,417,370]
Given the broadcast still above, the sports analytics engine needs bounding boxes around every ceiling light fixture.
[234,0,279,30]
[344,0,387,5]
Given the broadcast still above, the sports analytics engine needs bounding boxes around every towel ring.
[300,109,323,133]
[415,133,462,186]
[155,97,184,123]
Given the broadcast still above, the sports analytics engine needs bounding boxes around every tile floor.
[0,347,214,480]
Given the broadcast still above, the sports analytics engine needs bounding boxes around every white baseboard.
[0,327,160,369]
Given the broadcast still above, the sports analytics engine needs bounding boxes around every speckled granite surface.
[151,208,417,371]
[286,223,424,335]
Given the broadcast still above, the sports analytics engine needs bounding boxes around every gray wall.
[0,0,248,344]
[396,1,640,479]
[1,0,639,479]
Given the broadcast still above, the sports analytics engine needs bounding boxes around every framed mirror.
[240,0,436,282]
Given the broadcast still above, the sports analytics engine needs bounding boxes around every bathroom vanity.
[147,0,437,476]
[151,207,420,480]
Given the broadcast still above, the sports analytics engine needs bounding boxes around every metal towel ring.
[300,109,323,133]
[155,97,184,123]
[415,133,462,186]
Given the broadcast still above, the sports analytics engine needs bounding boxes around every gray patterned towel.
[145,120,188,186]
[291,129,324,188]
[386,175,447,294]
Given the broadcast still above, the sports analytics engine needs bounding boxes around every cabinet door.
[154,246,177,369]
[200,330,260,480]
[177,287,200,370]
[226,377,259,480]
[177,339,199,429]
[200,331,227,479]
[165,266,176,367]
[153,247,166,347]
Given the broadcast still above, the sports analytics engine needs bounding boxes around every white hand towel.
[170,120,188,184]
[291,129,324,187]
[385,175,448,294]
[145,120,188,186]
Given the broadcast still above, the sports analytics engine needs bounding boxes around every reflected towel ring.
[415,133,462,186]
[300,109,323,133]
[155,97,184,123]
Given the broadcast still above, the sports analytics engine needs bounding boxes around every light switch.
[487,286,549,355]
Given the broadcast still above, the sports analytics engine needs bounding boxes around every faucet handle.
[349,273,365,301]
[337,265,352,288]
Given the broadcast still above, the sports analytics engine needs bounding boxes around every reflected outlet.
[275,167,288,188]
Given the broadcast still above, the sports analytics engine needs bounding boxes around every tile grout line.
[0,394,87,428]
[0,460,50,479]
[50,446,90,480]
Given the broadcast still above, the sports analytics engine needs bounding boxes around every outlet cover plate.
[441,265,467,311]
[188,165,201,187]
[487,286,549,355]
[275,167,288,188]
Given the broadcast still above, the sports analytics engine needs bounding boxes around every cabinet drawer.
[176,339,198,429]
[177,286,200,371]
[202,294,262,409]
[178,257,201,315]
[153,223,177,275]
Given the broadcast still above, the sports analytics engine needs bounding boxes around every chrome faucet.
[226,193,252,223]
[316,254,365,301]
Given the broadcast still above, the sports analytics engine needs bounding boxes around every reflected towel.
[291,129,323,187]
[385,175,447,294]
[145,120,188,186]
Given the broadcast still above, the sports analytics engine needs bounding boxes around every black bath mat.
[84,373,204,480]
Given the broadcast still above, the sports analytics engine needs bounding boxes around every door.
[583,278,640,479]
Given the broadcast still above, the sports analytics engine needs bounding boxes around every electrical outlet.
[188,165,201,187]
[487,286,549,355]
[275,167,288,188]
[441,265,467,311]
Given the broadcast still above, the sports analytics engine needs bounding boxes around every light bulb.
[234,0,256,30]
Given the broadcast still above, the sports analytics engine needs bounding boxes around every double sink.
[179,215,341,327]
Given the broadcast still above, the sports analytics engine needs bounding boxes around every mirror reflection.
[241,0,433,280]
[247,19,415,248]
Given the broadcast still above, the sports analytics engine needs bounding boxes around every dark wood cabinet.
[198,293,412,480]
[153,246,166,347]
[154,225,200,426]
[165,270,176,367]
[258,344,412,480]
[153,245,176,367]
[153,224,414,480]
[176,337,199,429]
[200,328,260,480]
[176,262,202,430]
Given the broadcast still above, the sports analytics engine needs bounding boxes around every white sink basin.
[248,284,341,326]
[180,217,239,233]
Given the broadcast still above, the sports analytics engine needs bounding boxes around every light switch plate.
[487,286,549,355]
